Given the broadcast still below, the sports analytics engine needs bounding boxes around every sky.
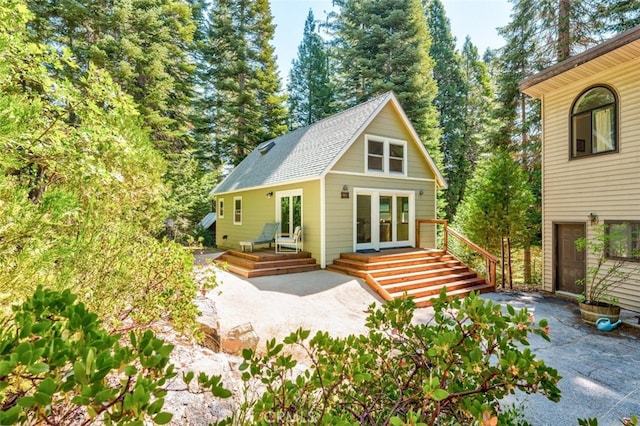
[271,0,513,83]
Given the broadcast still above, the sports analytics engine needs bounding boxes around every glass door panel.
[356,194,372,246]
[379,196,392,243]
[396,196,409,241]
[277,190,303,234]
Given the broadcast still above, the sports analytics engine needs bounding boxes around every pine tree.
[26,0,197,152]
[203,0,287,165]
[287,9,335,129]
[425,0,468,219]
[454,150,535,289]
[459,37,495,198]
[331,0,440,162]
[597,0,640,33]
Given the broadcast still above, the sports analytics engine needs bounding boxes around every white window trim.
[364,134,408,176]
[233,196,242,225]
[218,198,224,219]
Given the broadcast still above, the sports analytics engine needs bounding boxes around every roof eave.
[519,25,640,97]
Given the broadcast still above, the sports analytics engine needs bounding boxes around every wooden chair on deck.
[275,226,303,253]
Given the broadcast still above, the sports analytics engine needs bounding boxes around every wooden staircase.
[327,248,493,307]
[215,249,320,278]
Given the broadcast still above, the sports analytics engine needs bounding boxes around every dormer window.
[365,135,407,175]
[571,86,617,159]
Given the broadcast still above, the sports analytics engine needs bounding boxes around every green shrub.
[0,287,231,425]
[232,290,561,425]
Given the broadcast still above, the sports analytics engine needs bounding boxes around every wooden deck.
[216,247,493,306]
[327,248,493,307]
[215,249,320,278]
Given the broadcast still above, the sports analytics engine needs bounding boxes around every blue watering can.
[595,317,621,332]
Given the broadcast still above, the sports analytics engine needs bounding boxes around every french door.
[276,189,302,234]
[355,189,414,251]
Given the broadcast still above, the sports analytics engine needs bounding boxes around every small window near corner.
[233,196,242,225]
[605,221,640,262]
[571,86,617,159]
[219,198,224,219]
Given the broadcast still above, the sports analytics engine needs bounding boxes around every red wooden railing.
[416,219,498,287]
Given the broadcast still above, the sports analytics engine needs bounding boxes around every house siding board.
[540,53,640,311]
[324,173,436,264]
[215,180,322,259]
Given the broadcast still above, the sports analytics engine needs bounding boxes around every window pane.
[389,158,403,172]
[573,87,615,114]
[368,155,383,171]
[573,113,591,157]
[368,140,384,155]
[592,106,615,153]
[389,144,403,158]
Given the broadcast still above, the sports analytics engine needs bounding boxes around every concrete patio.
[202,258,640,425]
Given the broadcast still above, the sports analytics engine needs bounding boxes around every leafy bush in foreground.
[232,290,561,425]
[0,287,230,425]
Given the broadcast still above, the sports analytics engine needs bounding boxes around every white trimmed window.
[218,198,224,218]
[233,196,242,225]
[365,135,407,175]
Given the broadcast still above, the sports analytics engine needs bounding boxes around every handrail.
[415,219,498,287]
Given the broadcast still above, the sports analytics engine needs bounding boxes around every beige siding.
[215,180,322,261]
[541,55,640,311]
[324,173,437,264]
[332,103,436,181]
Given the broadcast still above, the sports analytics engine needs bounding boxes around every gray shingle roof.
[212,92,393,194]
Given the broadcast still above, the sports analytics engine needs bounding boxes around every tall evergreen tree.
[459,37,495,192]
[204,0,287,165]
[26,0,197,152]
[454,150,535,289]
[425,0,467,219]
[287,9,335,129]
[331,0,441,162]
[597,0,640,33]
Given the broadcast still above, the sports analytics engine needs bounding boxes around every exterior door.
[276,190,302,234]
[355,189,414,251]
[555,223,586,293]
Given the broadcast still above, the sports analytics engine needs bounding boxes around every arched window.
[571,86,617,158]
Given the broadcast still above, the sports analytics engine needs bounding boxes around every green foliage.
[426,0,475,220]
[198,0,288,165]
[330,0,441,164]
[287,9,336,129]
[0,287,231,425]
[454,150,535,253]
[232,290,560,425]
[579,415,638,425]
[575,224,636,306]
[0,0,205,334]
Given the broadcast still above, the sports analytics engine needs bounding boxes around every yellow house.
[211,91,446,268]
[520,26,640,311]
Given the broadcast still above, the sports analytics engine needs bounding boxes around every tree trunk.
[557,0,571,61]
[524,246,532,284]
[507,237,513,289]
[500,237,506,289]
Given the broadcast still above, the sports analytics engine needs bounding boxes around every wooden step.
[331,255,455,271]
[215,249,320,278]
[371,263,467,282]
[380,269,478,293]
[328,248,493,306]
[338,249,446,263]
[218,253,316,270]
[388,276,487,299]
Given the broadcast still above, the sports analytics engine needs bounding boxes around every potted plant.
[575,224,635,325]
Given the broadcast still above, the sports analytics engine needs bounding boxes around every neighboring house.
[520,25,640,312]
[211,91,446,268]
